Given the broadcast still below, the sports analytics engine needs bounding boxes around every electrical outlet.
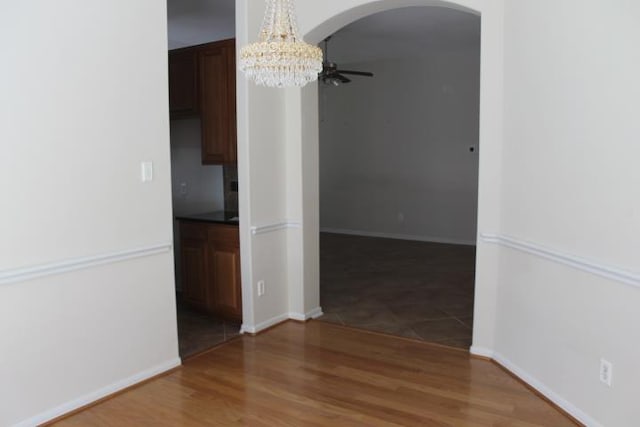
[397,212,405,223]
[600,359,613,387]
[257,280,265,297]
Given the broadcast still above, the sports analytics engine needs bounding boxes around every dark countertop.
[175,211,239,225]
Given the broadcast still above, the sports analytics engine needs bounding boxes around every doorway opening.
[166,0,241,359]
[314,7,480,349]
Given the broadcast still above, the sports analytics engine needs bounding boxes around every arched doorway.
[278,0,504,352]
[314,7,480,347]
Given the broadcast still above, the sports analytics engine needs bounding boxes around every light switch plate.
[179,182,188,196]
[141,161,153,182]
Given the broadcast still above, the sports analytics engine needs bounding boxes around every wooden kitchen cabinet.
[208,245,241,318]
[168,39,237,165]
[168,48,199,119]
[180,238,208,309]
[179,222,209,309]
[199,39,237,165]
[179,221,242,321]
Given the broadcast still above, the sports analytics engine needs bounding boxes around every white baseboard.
[14,357,182,427]
[493,351,602,426]
[241,308,325,334]
[470,346,494,359]
[470,347,601,427]
[289,307,324,321]
[240,313,289,334]
[320,227,476,246]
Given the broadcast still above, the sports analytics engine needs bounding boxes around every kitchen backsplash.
[170,118,225,215]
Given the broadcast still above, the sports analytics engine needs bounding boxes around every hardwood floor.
[52,321,578,427]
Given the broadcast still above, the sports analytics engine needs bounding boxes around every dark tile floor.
[318,233,476,349]
[176,298,241,359]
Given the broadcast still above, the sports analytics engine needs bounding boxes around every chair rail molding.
[0,243,173,286]
[480,233,640,288]
[250,220,302,236]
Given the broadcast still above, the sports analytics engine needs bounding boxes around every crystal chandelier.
[239,0,323,88]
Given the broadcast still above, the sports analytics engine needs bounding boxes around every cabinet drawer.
[207,224,239,245]
[180,221,208,241]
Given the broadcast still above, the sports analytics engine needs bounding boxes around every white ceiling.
[166,2,480,63]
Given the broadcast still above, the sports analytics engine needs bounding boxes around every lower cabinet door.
[181,238,208,309]
[208,242,242,321]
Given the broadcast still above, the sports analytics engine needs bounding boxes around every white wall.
[319,52,480,245]
[0,1,179,425]
[493,1,640,426]
[170,119,224,216]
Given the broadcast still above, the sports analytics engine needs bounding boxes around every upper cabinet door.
[168,49,199,119]
[199,39,237,165]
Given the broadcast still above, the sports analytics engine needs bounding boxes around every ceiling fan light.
[239,0,323,88]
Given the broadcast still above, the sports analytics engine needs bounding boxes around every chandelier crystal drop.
[239,0,323,88]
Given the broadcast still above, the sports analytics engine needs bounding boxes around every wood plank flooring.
[52,321,578,427]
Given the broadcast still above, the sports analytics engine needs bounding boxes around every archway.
[281,0,504,352]
[314,7,481,346]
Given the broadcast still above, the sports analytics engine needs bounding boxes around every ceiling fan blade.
[337,70,374,77]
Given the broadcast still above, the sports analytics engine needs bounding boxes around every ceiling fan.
[319,36,374,86]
